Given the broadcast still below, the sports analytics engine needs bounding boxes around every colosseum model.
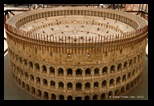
[4,7,148,100]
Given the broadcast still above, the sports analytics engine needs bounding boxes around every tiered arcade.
[5,7,148,100]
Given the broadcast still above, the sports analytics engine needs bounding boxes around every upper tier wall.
[6,7,148,29]
[5,7,148,47]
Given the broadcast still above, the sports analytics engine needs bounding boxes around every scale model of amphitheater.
[4,7,148,100]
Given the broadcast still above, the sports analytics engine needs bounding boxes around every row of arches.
[13,72,141,100]
[9,48,143,77]
[11,61,141,90]
[12,59,141,80]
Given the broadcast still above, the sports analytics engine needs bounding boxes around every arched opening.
[43,91,48,100]
[132,70,135,76]
[16,67,19,75]
[36,77,40,84]
[20,69,23,76]
[58,68,64,76]
[138,54,141,61]
[30,74,34,82]
[110,79,114,86]
[24,72,28,79]
[22,82,25,88]
[67,82,72,90]
[131,81,134,87]
[59,95,64,100]
[85,68,91,76]
[85,96,90,100]
[37,89,42,97]
[67,96,72,100]
[101,93,105,100]
[50,81,55,88]
[18,79,21,85]
[93,94,98,100]
[59,82,64,89]
[29,61,33,68]
[76,83,82,90]
[139,65,142,70]
[124,61,127,69]
[110,65,115,73]
[108,91,112,98]
[15,55,18,62]
[94,68,99,75]
[31,87,35,94]
[19,57,22,63]
[102,80,107,88]
[94,82,99,88]
[43,79,48,86]
[116,77,121,84]
[121,87,125,93]
[122,75,126,82]
[134,57,136,63]
[115,89,119,96]
[137,55,140,61]
[140,53,143,58]
[42,65,47,73]
[127,72,131,79]
[76,69,82,76]
[126,84,130,90]
[51,93,56,100]
[117,63,122,71]
[23,59,27,66]
[26,84,30,91]
[35,63,40,71]
[75,97,82,100]
[129,59,132,67]
[102,66,108,75]
[136,67,139,73]
[67,68,72,76]
[49,67,55,75]
[85,82,90,89]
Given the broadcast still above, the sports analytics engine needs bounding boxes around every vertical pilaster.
[105,93,108,100]
[107,80,109,89]
[47,66,50,77]
[55,67,58,78]
[115,65,117,74]
[48,93,51,100]
[64,68,66,79]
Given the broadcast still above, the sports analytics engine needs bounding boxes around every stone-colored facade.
[5,7,148,100]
